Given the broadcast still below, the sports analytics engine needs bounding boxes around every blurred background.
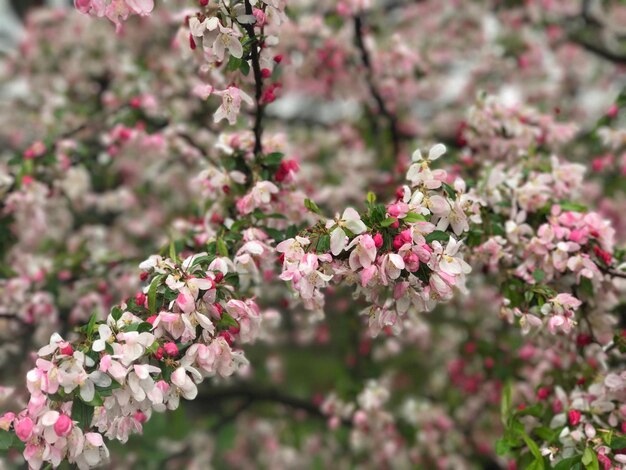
[0,1,625,469]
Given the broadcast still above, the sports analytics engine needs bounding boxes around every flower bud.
[15,417,34,442]
[373,233,383,249]
[164,342,179,357]
[568,409,582,427]
[54,414,73,437]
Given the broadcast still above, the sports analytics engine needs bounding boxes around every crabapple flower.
[347,234,377,271]
[327,208,367,256]
[214,87,254,125]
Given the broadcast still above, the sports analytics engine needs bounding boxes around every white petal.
[41,410,60,427]
[428,143,446,161]
[80,381,95,403]
[330,228,347,256]
[344,219,367,235]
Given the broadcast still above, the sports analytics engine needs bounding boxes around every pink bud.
[154,347,164,360]
[134,411,148,424]
[15,417,34,442]
[328,415,340,430]
[54,414,73,437]
[353,410,368,427]
[392,235,405,251]
[536,387,550,400]
[253,8,267,27]
[373,233,383,249]
[568,409,582,426]
[135,292,146,306]
[219,331,234,346]
[129,97,142,109]
[607,104,619,118]
[164,342,179,357]
[59,342,73,356]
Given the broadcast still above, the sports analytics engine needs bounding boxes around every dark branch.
[353,15,401,159]
[572,37,626,65]
[241,0,265,157]
[599,265,626,279]
[198,386,351,426]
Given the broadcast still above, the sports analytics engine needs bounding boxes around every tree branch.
[241,0,265,157]
[197,386,351,426]
[571,36,626,65]
[599,265,626,279]
[353,15,401,159]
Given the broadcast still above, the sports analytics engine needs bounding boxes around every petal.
[428,143,446,161]
[80,381,95,403]
[344,219,367,234]
[330,228,347,256]
[41,410,60,427]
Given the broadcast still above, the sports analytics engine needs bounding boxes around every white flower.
[327,208,367,256]
[92,325,114,352]
[411,143,447,163]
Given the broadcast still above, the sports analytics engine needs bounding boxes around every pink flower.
[214,87,254,125]
[347,234,377,270]
[15,416,34,442]
[125,0,154,15]
[54,414,73,437]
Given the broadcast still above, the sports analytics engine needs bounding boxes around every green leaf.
[218,312,239,329]
[169,241,177,263]
[148,275,163,315]
[554,457,582,470]
[239,59,250,76]
[559,201,587,213]
[526,460,544,470]
[381,217,397,227]
[425,230,450,244]
[515,403,543,418]
[610,435,626,449]
[366,192,376,204]
[519,431,543,468]
[532,269,545,283]
[501,381,512,425]
[304,198,322,215]
[582,447,599,470]
[96,380,122,397]
[226,56,242,72]
[316,234,330,253]
[111,306,123,322]
[0,430,14,451]
[264,152,284,166]
[403,212,427,223]
[534,425,560,443]
[442,182,457,200]
[495,438,510,456]
[83,313,98,338]
[216,238,229,257]
[81,392,104,407]
[71,399,94,430]
[191,255,214,268]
